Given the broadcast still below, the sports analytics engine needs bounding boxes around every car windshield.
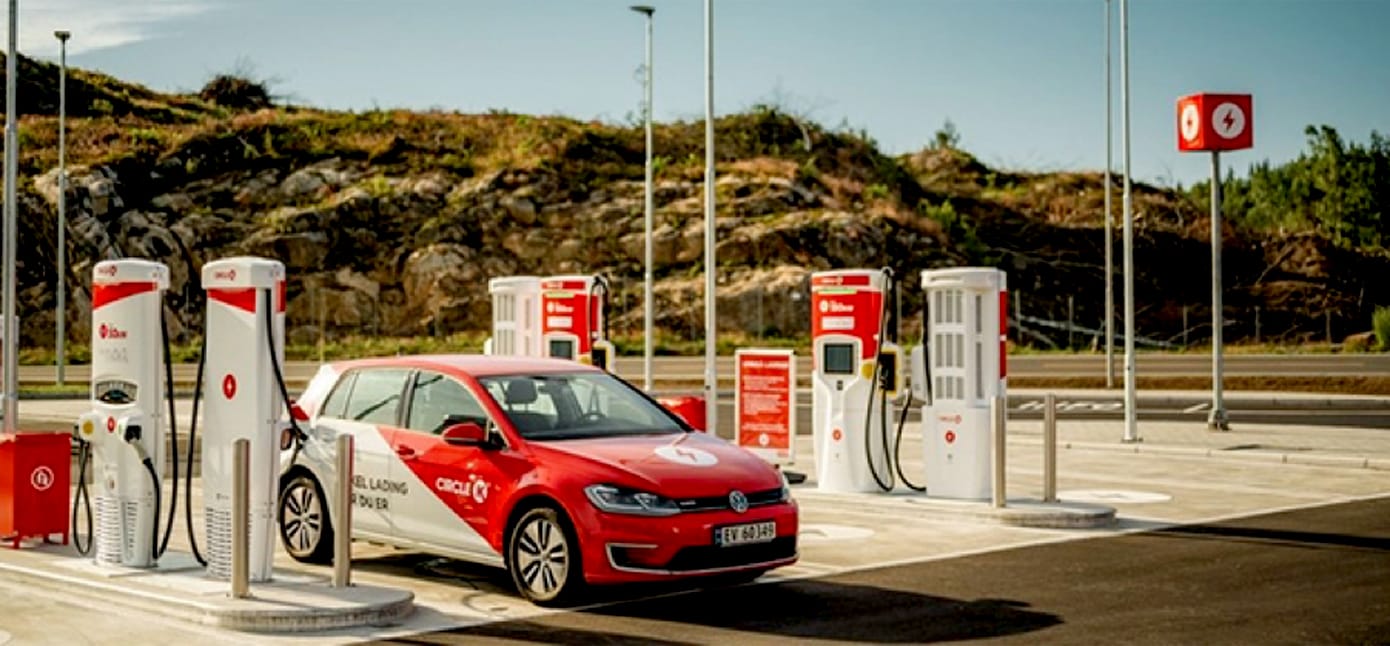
[478,372,687,441]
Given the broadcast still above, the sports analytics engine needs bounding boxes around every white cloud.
[3,0,217,57]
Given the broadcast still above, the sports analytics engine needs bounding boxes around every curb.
[1009,436,1390,471]
[0,558,415,633]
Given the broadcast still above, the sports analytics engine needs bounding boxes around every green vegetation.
[1196,126,1389,250]
[1374,306,1390,351]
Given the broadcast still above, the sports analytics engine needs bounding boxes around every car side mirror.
[441,422,488,447]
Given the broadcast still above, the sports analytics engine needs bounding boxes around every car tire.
[278,472,334,564]
[508,506,583,606]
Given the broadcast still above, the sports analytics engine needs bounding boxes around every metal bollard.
[231,438,250,599]
[333,434,354,588]
[1043,393,1057,503]
[991,395,1006,508]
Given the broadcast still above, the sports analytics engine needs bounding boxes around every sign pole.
[1119,0,1138,443]
[3,0,20,433]
[1208,150,1228,430]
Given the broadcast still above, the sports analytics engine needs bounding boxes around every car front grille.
[675,487,785,513]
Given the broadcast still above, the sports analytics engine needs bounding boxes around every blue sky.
[13,0,1390,186]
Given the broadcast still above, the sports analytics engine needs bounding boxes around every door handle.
[395,446,418,460]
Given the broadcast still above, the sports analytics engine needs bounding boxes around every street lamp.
[630,5,654,392]
[55,30,70,387]
[3,0,20,432]
[1103,1,1114,390]
[1120,0,1138,443]
[703,0,717,435]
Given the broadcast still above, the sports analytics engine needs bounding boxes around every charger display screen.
[823,343,855,375]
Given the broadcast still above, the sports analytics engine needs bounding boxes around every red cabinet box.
[0,432,72,548]
[657,395,707,433]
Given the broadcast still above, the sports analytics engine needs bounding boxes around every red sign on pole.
[1177,93,1253,152]
[735,349,796,464]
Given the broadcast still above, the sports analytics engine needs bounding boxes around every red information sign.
[735,349,796,464]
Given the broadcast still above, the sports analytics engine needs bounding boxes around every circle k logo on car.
[654,445,718,467]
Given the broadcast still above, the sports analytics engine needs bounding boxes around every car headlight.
[584,484,681,516]
[778,469,792,502]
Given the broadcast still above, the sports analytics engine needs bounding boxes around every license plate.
[715,521,776,547]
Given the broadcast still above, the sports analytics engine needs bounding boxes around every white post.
[3,0,20,432]
[703,0,718,436]
[230,439,250,599]
[1208,151,1228,430]
[991,395,1007,508]
[1120,0,1139,443]
[332,434,354,588]
[55,31,70,387]
[1043,392,1057,503]
[1103,0,1115,390]
[631,5,655,392]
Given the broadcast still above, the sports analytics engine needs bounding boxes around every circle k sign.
[31,466,55,491]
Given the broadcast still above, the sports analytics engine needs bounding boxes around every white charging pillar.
[810,269,896,493]
[77,259,169,567]
[919,267,1007,500]
[487,276,542,357]
[201,257,285,582]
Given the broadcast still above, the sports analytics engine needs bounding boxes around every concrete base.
[792,489,1116,529]
[0,544,413,633]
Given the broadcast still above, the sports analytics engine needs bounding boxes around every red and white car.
[277,355,798,605]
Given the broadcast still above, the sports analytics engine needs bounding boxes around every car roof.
[327,354,603,378]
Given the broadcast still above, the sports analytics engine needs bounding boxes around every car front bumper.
[575,499,799,585]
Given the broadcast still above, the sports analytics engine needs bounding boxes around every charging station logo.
[223,374,238,399]
[818,300,829,313]
[214,268,237,282]
[30,466,54,491]
[98,324,128,340]
[96,265,118,277]
[654,445,718,467]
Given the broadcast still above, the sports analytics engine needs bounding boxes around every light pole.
[703,0,717,435]
[55,30,70,387]
[4,0,20,432]
[1103,0,1115,390]
[1120,0,1138,443]
[630,5,654,392]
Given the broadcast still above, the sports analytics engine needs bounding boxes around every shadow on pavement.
[1153,524,1390,553]
[377,576,1061,645]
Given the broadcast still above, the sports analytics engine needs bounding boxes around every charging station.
[540,275,614,371]
[74,259,169,567]
[486,276,542,357]
[810,269,903,493]
[201,257,286,582]
[913,267,1007,500]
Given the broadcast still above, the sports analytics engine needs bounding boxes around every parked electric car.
[277,355,798,605]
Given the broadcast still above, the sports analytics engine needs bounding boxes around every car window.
[407,371,489,434]
[479,373,685,440]
[344,369,409,426]
[319,371,357,419]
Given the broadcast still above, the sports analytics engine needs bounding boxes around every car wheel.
[508,506,583,606]
[278,472,334,564]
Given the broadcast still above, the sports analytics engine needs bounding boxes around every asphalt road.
[16,353,1390,386]
[375,496,1390,645]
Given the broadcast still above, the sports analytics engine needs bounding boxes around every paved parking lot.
[1,403,1387,644]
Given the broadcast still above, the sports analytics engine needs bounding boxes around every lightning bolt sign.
[1212,102,1246,140]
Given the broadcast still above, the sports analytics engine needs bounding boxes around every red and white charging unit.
[486,276,542,357]
[75,259,169,567]
[810,269,903,493]
[201,257,286,582]
[913,267,1007,500]
[540,275,614,371]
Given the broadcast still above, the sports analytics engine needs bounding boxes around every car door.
[316,368,411,538]
[391,369,528,557]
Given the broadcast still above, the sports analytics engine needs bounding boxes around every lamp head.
[54,30,71,42]
[630,5,654,15]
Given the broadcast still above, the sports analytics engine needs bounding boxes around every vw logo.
[728,490,748,514]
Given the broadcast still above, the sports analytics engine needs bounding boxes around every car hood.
[531,431,783,497]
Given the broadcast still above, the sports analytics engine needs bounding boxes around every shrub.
[1374,306,1390,351]
[199,74,272,110]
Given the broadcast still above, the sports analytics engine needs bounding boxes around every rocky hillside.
[6,55,1388,351]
